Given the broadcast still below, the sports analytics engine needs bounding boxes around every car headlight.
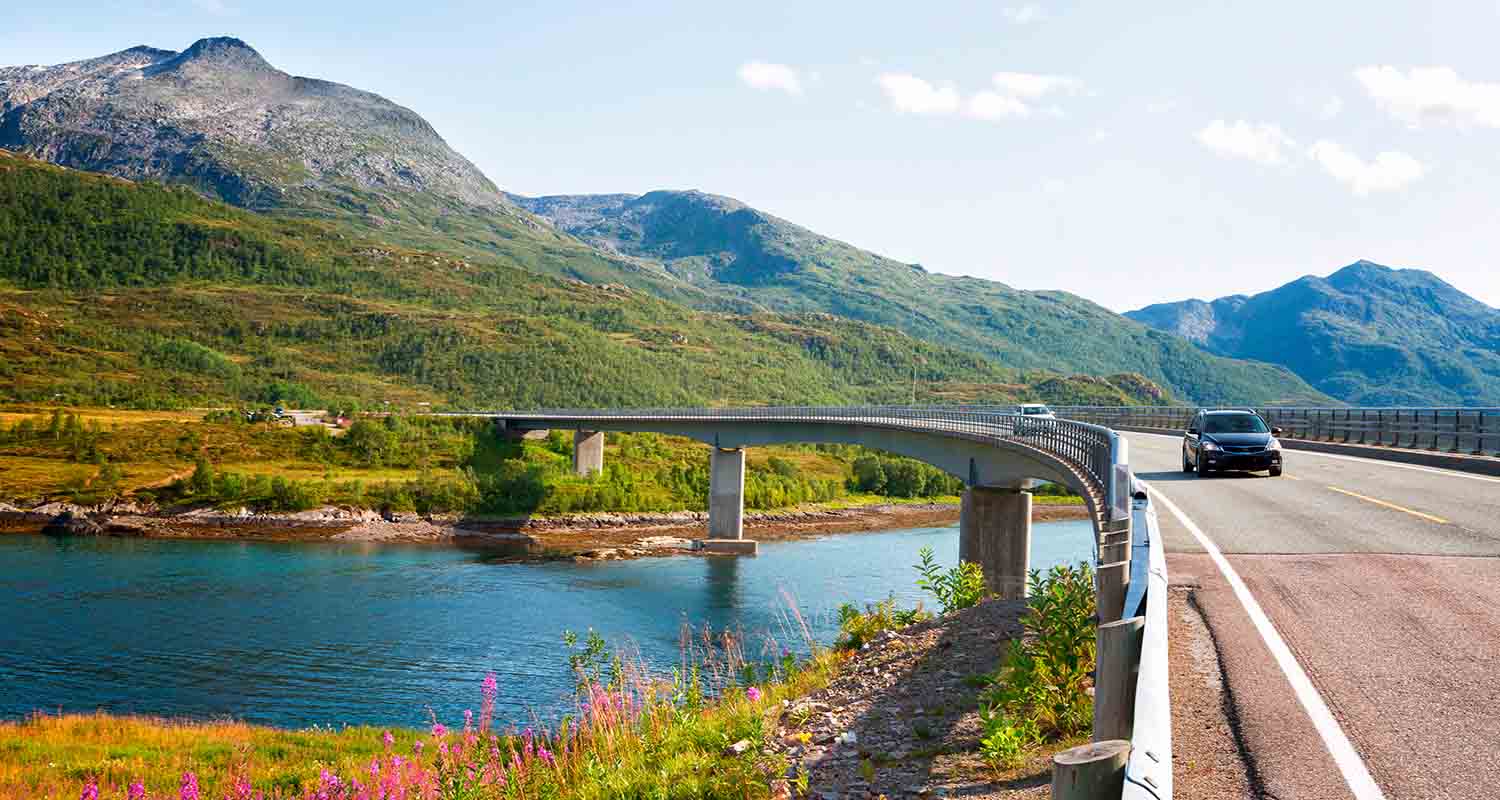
[1200,441,1220,451]
[1267,438,1282,451]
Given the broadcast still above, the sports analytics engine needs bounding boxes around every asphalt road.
[1128,431,1500,800]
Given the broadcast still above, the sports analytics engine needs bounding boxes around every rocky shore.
[0,499,1087,562]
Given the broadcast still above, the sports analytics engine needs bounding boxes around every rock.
[725,739,752,756]
[41,511,103,536]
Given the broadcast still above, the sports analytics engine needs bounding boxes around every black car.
[1182,409,1284,477]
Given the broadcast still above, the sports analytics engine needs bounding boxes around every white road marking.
[1127,430,1500,484]
[1147,484,1388,800]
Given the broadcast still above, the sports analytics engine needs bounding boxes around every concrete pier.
[959,487,1032,600]
[701,446,752,553]
[573,431,604,477]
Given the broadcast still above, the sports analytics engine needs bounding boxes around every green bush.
[835,598,929,651]
[915,545,989,614]
[978,562,1097,770]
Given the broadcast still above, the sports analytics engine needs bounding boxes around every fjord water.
[0,522,1093,729]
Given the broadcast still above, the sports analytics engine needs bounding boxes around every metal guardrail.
[1056,406,1500,457]
[1122,482,1171,800]
[452,405,1127,518]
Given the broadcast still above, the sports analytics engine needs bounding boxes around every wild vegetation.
[13,553,1100,798]
[0,411,1004,513]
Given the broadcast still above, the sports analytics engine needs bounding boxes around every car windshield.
[1023,406,1049,415]
[1204,413,1268,434]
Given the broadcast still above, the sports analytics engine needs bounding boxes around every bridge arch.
[461,408,1125,599]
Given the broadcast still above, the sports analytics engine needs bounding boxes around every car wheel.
[1195,455,1209,477]
[1269,465,1283,477]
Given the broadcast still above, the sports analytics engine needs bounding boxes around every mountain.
[1126,261,1500,405]
[0,37,500,208]
[0,38,718,307]
[509,190,1329,405]
[0,148,1169,410]
[1,38,1328,406]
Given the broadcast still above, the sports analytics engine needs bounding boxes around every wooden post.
[1094,616,1144,742]
[1052,739,1131,799]
[1096,560,1129,623]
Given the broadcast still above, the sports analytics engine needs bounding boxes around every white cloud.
[876,73,961,114]
[967,90,1029,120]
[1355,65,1500,128]
[1307,140,1425,195]
[1320,95,1344,119]
[875,70,1084,121]
[190,0,231,13]
[991,72,1083,99]
[738,61,803,95]
[1196,119,1296,165]
[1002,4,1044,24]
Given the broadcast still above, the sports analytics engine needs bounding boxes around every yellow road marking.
[1326,486,1449,525]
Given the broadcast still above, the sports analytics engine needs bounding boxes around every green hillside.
[510,191,1330,405]
[0,149,1165,411]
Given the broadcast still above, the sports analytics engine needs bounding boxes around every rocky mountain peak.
[0,37,505,210]
[151,36,273,73]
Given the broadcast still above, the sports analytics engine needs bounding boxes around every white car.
[1015,403,1056,434]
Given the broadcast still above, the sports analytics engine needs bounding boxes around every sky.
[6,1,1500,312]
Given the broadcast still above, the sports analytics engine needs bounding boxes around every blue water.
[0,521,1093,729]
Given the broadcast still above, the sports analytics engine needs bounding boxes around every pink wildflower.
[79,778,99,800]
[413,740,424,755]
[128,781,146,800]
[382,730,395,751]
[179,771,200,800]
[747,686,762,703]
[536,744,556,768]
[431,722,447,739]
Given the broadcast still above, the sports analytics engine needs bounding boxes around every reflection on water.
[0,521,1093,729]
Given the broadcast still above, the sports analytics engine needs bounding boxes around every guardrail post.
[1097,559,1129,623]
[1094,615,1144,742]
[1052,740,1131,800]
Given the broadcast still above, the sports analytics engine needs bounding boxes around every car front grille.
[1223,446,1264,454]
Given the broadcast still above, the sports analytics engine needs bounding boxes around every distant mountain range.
[1127,261,1500,405]
[0,38,1333,405]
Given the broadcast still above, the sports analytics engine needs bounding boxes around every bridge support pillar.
[701,447,754,554]
[573,431,604,477]
[960,487,1031,600]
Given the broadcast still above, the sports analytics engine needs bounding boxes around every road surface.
[1127,431,1500,800]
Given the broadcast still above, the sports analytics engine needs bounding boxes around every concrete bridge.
[453,406,1132,600]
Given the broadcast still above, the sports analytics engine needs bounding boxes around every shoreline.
[0,500,1089,561]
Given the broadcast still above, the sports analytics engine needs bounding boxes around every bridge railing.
[472,405,1126,517]
[1055,405,1500,457]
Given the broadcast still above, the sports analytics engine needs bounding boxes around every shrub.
[835,598,929,650]
[915,545,989,614]
[978,562,1096,770]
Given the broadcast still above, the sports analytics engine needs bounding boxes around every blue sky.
[6,1,1500,311]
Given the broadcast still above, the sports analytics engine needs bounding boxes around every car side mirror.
[1187,427,1199,435]
[1272,427,1284,437]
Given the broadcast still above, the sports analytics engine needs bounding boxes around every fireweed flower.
[413,740,424,755]
[431,722,447,739]
[128,781,146,800]
[747,686,762,703]
[382,730,395,750]
[79,778,99,800]
[179,771,200,800]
